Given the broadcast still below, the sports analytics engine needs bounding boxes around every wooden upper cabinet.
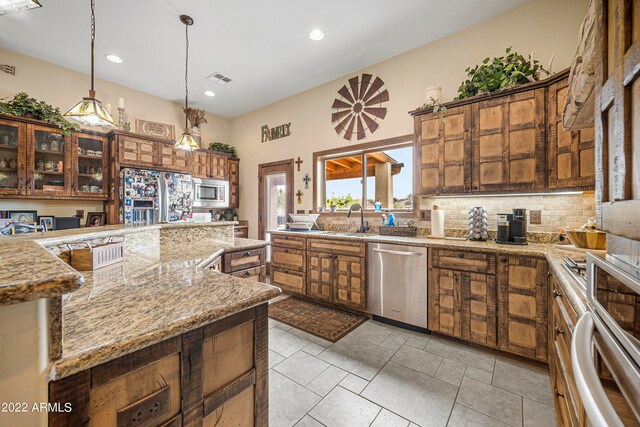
[210,154,228,179]
[26,124,72,197]
[118,135,158,168]
[415,104,472,195]
[192,150,210,178]
[471,88,546,192]
[158,142,189,172]
[594,0,640,242]
[497,256,548,361]
[228,158,239,208]
[0,118,26,196]
[72,132,109,199]
[547,77,596,190]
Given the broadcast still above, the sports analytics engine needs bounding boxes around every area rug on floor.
[268,297,367,343]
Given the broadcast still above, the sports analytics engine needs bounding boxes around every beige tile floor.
[268,319,556,427]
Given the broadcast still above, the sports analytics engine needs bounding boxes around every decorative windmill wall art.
[331,73,389,141]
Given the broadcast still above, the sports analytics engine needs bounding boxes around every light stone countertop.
[270,229,590,318]
[53,237,279,380]
[0,222,238,306]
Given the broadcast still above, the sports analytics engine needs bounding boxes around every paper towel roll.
[431,209,445,237]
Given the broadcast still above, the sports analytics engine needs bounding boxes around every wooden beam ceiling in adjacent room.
[325,152,403,180]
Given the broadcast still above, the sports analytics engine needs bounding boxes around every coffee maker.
[496,208,528,245]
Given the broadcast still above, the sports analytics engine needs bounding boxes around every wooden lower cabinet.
[428,250,547,360]
[334,254,366,310]
[270,235,367,311]
[307,251,334,301]
[271,268,306,295]
[49,305,269,427]
[223,248,265,273]
[428,263,496,347]
[230,265,266,282]
[497,256,548,361]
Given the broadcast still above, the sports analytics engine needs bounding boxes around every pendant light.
[174,15,199,151]
[64,0,116,128]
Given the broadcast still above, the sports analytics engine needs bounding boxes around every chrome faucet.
[347,203,369,233]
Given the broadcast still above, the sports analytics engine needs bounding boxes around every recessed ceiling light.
[204,91,215,97]
[309,29,324,41]
[105,54,123,63]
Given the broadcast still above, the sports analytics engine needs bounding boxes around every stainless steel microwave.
[192,178,229,208]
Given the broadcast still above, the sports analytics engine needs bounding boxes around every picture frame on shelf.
[86,212,106,227]
[7,210,37,224]
[38,215,55,230]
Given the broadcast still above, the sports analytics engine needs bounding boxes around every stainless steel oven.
[571,253,640,426]
[192,178,229,208]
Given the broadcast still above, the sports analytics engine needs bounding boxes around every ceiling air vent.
[206,72,232,85]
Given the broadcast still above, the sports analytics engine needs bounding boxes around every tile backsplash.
[417,193,595,233]
[316,193,596,242]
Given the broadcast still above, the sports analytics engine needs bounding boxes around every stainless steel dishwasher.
[368,243,428,329]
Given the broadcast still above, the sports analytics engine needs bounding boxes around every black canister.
[497,220,510,243]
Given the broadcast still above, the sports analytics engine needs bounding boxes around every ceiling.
[0,0,532,118]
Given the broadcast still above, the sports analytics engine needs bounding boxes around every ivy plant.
[0,92,80,135]
[207,141,238,157]
[455,47,549,100]
[418,96,448,121]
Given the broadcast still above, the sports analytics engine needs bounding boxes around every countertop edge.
[51,287,280,380]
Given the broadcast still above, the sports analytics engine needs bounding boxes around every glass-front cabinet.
[27,124,70,196]
[73,133,108,197]
[0,119,25,196]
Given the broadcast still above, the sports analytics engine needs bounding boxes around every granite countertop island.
[0,222,281,380]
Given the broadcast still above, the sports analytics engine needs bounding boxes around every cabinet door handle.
[554,326,565,338]
[553,289,563,298]
[554,388,564,399]
[242,271,251,278]
[242,251,252,257]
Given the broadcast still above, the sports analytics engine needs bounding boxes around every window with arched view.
[321,143,413,211]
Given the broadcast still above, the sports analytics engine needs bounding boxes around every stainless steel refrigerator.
[121,168,192,226]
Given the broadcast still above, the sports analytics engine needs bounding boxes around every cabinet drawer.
[552,345,580,427]
[230,265,265,282]
[307,238,365,257]
[234,227,248,238]
[271,267,305,295]
[223,248,265,273]
[271,234,306,250]
[272,246,306,272]
[432,249,495,274]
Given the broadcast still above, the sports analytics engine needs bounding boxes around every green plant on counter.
[326,193,358,209]
[207,141,238,157]
[0,92,80,135]
[418,96,448,121]
[455,47,550,100]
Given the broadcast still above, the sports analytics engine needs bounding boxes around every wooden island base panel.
[49,304,269,427]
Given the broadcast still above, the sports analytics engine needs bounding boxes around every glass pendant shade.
[0,0,41,15]
[174,129,200,151]
[64,93,117,127]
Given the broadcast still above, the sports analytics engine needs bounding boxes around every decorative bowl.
[565,230,606,250]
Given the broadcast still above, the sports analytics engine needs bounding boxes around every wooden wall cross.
[295,157,303,171]
[302,174,311,189]
[296,190,303,204]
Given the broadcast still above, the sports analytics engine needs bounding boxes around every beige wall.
[230,0,589,238]
[0,47,231,220]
